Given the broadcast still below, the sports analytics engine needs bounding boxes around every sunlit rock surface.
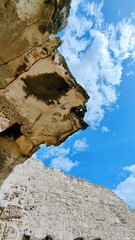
[0,0,89,184]
[0,158,135,240]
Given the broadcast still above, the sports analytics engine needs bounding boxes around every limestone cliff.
[0,158,135,240]
[0,0,89,184]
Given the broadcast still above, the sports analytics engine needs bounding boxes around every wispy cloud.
[126,71,134,77]
[101,126,110,133]
[60,0,135,127]
[42,146,70,159]
[113,165,135,209]
[73,138,88,152]
[107,19,135,61]
[33,135,90,171]
[33,143,79,172]
[50,157,79,172]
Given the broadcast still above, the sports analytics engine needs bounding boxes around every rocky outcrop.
[0,158,135,240]
[1,2,134,240]
[0,0,89,184]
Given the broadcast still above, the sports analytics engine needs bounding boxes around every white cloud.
[101,126,109,133]
[126,71,134,77]
[124,165,135,174]
[108,19,135,61]
[47,145,79,172]
[59,0,135,127]
[42,145,70,159]
[114,165,135,209]
[50,157,79,172]
[73,138,88,152]
[34,143,79,172]
[83,1,104,27]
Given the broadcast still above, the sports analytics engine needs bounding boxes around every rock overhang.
[0,0,89,184]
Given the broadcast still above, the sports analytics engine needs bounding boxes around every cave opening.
[71,106,86,118]
[0,123,22,140]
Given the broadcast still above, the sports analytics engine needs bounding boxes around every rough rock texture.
[1,3,134,240]
[0,0,89,184]
[0,158,135,240]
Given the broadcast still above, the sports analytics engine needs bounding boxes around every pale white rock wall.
[0,158,135,240]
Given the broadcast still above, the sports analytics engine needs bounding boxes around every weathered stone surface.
[0,0,89,184]
[0,0,70,82]
[0,158,135,240]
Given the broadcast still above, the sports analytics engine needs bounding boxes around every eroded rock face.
[0,0,89,183]
[0,159,135,240]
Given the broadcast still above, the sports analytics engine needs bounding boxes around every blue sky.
[34,0,135,209]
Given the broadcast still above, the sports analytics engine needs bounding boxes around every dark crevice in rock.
[71,106,86,119]
[0,123,22,140]
[74,238,84,240]
[71,106,89,130]
[22,72,70,104]
[44,236,53,240]
[23,235,30,240]
[0,43,39,68]
[92,238,102,240]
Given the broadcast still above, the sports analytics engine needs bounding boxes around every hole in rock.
[38,24,47,34]
[44,236,53,240]
[22,235,30,240]
[71,106,89,130]
[92,238,102,240]
[71,106,85,118]
[74,238,84,240]
[0,123,22,140]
